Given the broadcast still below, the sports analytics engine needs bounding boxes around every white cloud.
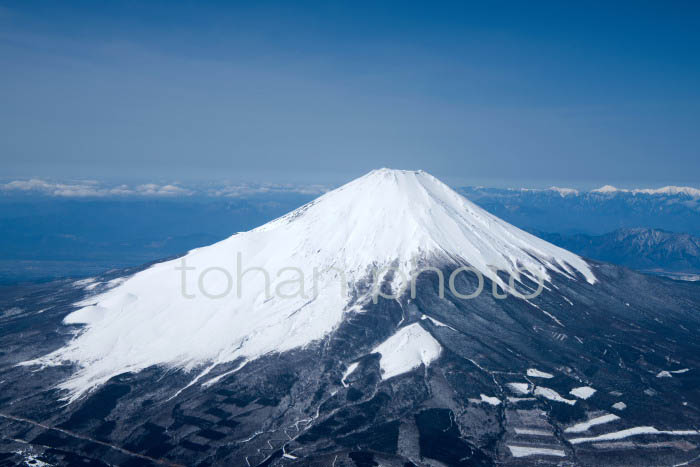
[0,178,327,198]
[134,183,193,196]
[208,183,328,198]
[0,179,192,197]
[3,179,55,191]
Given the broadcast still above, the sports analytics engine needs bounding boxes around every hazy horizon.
[2,169,700,198]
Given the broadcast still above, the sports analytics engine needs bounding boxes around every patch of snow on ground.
[420,314,456,330]
[15,451,52,467]
[671,368,690,374]
[570,386,596,399]
[508,446,566,458]
[105,277,126,288]
[508,397,536,403]
[657,371,672,378]
[527,368,554,378]
[612,402,627,411]
[373,323,441,380]
[564,414,620,433]
[2,307,23,318]
[514,428,553,436]
[569,426,700,444]
[341,362,359,387]
[525,301,564,327]
[201,359,248,388]
[534,387,576,405]
[73,278,96,288]
[508,382,531,394]
[479,394,501,405]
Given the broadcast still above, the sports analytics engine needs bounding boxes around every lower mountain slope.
[1,259,699,466]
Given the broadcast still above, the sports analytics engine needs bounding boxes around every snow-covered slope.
[372,323,441,380]
[29,169,595,399]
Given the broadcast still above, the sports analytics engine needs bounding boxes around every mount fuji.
[1,169,699,467]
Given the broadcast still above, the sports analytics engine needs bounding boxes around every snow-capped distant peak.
[634,186,700,197]
[548,186,579,196]
[592,185,700,198]
[500,184,700,198]
[513,186,578,196]
[592,185,620,194]
[27,168,596,399]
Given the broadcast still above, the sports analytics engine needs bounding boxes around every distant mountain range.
[535,228,700,278]
[459,186,700,236]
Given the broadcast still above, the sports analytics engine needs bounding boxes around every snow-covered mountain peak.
[262,167,595,286]
[29,169,595,399]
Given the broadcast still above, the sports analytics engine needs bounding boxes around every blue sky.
[1,1,699,187]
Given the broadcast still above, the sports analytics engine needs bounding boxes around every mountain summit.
[33,168,594,398]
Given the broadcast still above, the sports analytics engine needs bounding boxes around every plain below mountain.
[460,186,700,236]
